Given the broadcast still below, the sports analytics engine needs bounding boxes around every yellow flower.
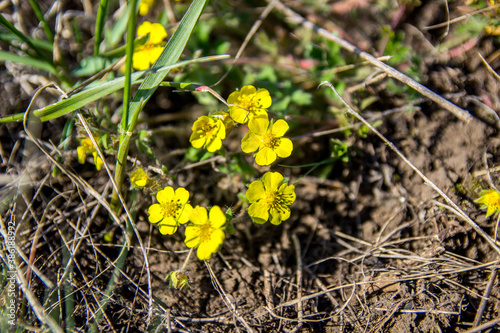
[189,116,226,152]
[241,117,293,166]
[475,189,500,218]
[130,167,149,188]
[184,206,226,260]
[133,21,167,70]
[148,186,193,235]
[227,85,271,125]
[246,172,296,225]
[77,137,103,171]
[138,0,155,15]
[211,111,235,136]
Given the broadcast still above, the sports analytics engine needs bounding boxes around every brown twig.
[473,268,498,327]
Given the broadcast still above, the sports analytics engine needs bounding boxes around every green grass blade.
[0,55,227,124]
[125,0,208,130]
[94,0,109,56]
[0,51,57,74]
[0,13,52,63]
[27,0,54,42]
[0,32,53,52]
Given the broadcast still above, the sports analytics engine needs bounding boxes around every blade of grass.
[27,0,54,43]
[0,51,58,74]
[0,32,53,52]
[111,0,208,209]
[94,0,109,56]
[0,13,52,64]
[122,0,138,138]
[0,54,228,124]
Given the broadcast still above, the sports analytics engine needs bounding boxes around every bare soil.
[1,1,500,332]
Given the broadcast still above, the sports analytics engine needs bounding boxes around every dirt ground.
[1,0,500,332]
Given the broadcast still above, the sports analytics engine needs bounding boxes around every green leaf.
[125,0,209,131]
[0,55,226,123]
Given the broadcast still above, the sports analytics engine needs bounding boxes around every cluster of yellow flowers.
[190,85,293,166]
[142,86,296,262]
[147,186,226,260]
[188,85,296,224]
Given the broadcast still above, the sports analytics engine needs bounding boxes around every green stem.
[111,0,137,211]
[122,0,137,135]
[94,0,109,56]
[27,0,54,43]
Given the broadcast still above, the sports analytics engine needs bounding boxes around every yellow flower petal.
[196,242,213,260]
[148,204,164,223]
[275,137,293,158]
[189,205,208,225]
[206,137,222,152]
[248,202,269,224]
[77,146,86,164]
[148,23,168,44]
[158,219,178,235]
[255,88,272,108]
[241,132,261,153]
[178,204,193,224]
[185,225,201,247]
[92,151,103,171]
[248,116,268,135]
[174,187,190,204]
[281,184,296,203]
[137,21,153,37]
[475,190,500,217]
[239,85,257,96]
[271,119,289,137]
[246,180,266,203]
[190,135,206,149]
[262,172,284,191]
[138,0,155,15]
[157,187,175,205]
[229,106,248,124]
[133,49,151,71]
[209,206,226,228]
[255,147,277,166]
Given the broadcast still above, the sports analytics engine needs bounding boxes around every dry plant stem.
[272,0,473,123]
[478,52,500,81]
[290,233,303,333]
[205,261,254,332]
[275,259,499,310]
[15,259,64,333]
[320,81,500,257]
[424,3,500,30]
[465,317,500,333]
[473,268,498,327]
[21,85,153,320]
[180,247,194,271]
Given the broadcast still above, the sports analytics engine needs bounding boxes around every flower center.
[265,189,294,211]
[199,224,212,242]
[201,123,216,139]
[163,200,182,217]
[262,132,280,149]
